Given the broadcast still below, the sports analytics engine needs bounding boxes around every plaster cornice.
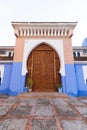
[12,22,77,38]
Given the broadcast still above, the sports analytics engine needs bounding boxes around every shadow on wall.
[78,90,87,96]
[0,88,9,94]
[8,90,21,96]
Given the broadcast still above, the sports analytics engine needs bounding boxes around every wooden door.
[27,44,61,92]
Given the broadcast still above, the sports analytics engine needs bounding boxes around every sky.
[0,0,87,46]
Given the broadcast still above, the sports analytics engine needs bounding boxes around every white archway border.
[82,66,87,84]
[0,65,4,84]
[22,39,65,76]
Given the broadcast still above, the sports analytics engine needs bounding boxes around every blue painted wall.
[0,63,12,94]
[64,64,78,96]
[20,75,26,92]
[1,62,87,97]
[9,62,26,96]
[75,64,87,96]
[61,76,66,93]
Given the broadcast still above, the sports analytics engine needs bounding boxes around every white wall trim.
[0,65,4,84]
[82,66,87,84]
[22,39,65,76]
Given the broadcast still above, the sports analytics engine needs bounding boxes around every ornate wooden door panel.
[27,44,61,92]
[43,51,55,91]
[33,50,55,92]
[33,51,44,91]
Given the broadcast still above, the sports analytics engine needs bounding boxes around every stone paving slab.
[80,99,87,104]
[0,93,87,130]
[53,98,78,117]
[70,97,85,106]
[37,98,51,105]
[10,105,32,117]
[56,106,78,117]
[34,105,54,116]
[76,106,87,118]
[18,98,37,105]
[62,120,87,130]
[5,97,17,105]
[32,119,58,130]
[0,119,28,130]
[0,105,11,116]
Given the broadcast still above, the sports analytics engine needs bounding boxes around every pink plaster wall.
[14,38,24,62]
[63,38,74,64]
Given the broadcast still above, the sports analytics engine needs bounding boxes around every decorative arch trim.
[22,39,65,76]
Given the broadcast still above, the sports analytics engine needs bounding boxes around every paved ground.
[0,93,87,130]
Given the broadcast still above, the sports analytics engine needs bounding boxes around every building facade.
[0,22,87,96]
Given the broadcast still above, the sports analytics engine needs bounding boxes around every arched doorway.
[26,43,61,92]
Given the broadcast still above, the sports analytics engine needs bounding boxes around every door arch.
[26,43,61,92]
